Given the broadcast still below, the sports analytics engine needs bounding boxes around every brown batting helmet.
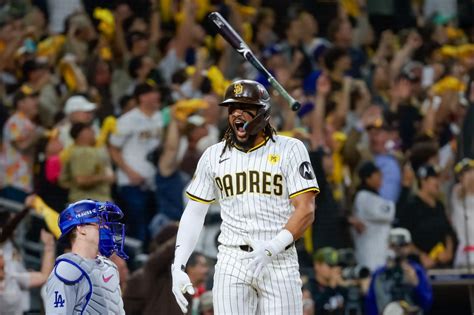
[220,80,271,135]
[220,80,270,107]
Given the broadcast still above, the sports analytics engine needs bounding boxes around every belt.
[239,242,295,252]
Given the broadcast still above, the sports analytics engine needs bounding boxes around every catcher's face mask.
[58,200,128,260]
[97,202,128,260]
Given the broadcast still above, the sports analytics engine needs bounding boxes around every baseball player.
[172,80,319,314]
[44,200,128,314]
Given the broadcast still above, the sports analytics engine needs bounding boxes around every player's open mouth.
[234,120,247,138]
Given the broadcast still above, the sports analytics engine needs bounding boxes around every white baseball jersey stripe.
[186,135,319,246]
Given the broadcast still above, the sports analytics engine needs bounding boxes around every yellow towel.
[429,242,445,261]
[31,195,61,239]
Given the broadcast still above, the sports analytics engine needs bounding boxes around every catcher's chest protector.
[54,253,125,314]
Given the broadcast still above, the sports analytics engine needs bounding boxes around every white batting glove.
[240,238,277,278]
[240,230,294,279]
[171,264,195,314]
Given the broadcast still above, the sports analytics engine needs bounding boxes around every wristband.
[272,229,294,254]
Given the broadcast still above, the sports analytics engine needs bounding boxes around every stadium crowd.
[1,0,474,314]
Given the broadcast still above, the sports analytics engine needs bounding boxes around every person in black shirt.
[307,247,346,315]
[397,164,457,268]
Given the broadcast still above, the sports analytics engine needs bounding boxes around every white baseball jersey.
[187,135,319,245]
[109,107,162,188]
[187,135,319,315]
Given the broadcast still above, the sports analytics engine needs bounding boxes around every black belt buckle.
[239,245,253,252]
[239,243,294,252]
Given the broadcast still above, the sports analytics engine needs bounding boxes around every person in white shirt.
[351,160,395,271]
[109,82,163,242]
[451,158,474,268]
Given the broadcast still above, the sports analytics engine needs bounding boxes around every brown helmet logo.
[233,82,243,95]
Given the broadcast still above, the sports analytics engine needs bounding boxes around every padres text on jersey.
[186,135,319,246]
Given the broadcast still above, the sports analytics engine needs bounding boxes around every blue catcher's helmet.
[58,200,128,260]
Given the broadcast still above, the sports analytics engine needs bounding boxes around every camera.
[341,265,370,280]
[336,249,368,315]
[337,249,370,280]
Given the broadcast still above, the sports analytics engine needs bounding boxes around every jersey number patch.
[54,291,65,308]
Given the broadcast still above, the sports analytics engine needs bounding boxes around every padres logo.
[234,83,243,95]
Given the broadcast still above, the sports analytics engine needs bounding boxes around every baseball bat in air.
[208,11,301,111]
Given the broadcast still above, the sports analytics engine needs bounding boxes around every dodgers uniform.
[44,253,124,315]
[186,135,319,314]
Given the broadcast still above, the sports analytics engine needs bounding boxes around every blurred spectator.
[123,223,189,315]
[156,0,204,84]
[198,290,213,315]
[389,72,423,152]
[366,115,402,203]
[1,85,44,202]
[307,247,346,315]
[57,95,97,148]
[366,228,433,315]
[253,8,278,50]
[85,56,115,121]
[34,134,68,212]
[59,122,114,202]
[334,248,371,315]
[63,12,97,65]
[150,109,212,236]
[323,47,352,93]
[187,251,210,295]
[327,17,367,78]
[109,82,163,242]
[179,115,210,177]
[459,102,474,159]
[367,0,396,39]
[351,161,395,271]
[21,57,59,128]
[119,94,137,115]
[302,286,315,315]
[309,146,352,251]
[451,158,474,268]
[0,229,55,315]
[47,0,82,34]
[126,55,156,95]
[299,10,327,68]
[0,196,55,315]
[398,164,457,268]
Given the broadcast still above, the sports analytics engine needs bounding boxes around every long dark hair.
[220,123,276,157]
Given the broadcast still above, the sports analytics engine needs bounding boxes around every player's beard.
[230,128,258,150]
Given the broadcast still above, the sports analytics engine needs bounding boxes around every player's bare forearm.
[285,191,316,240]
